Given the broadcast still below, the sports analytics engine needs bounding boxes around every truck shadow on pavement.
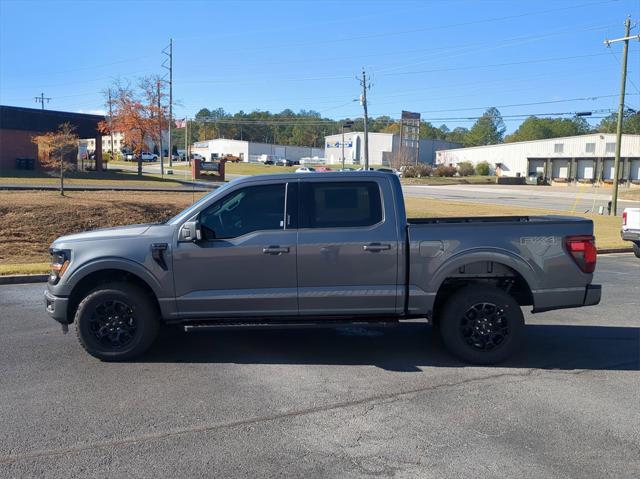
[143,323,639,372]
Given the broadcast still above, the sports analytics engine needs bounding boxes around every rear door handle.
[363,243,391,252]
[263,245,290,255]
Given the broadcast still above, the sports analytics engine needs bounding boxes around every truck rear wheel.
[74,282,159,361]
[633,242,640,258]
[439,286,524,365]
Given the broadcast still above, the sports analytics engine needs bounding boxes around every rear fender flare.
[427,249,538,294]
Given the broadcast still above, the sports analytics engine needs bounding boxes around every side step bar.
[183,320,400,332]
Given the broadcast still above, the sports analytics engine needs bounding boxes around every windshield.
[165,181,236,225]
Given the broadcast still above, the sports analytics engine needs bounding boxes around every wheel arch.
[65,265,162,324]
[428,250,536,322]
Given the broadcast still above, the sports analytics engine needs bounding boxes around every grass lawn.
[405,197,626,251]
[0,169,185,188]
[0,189,628,275]
[620,189,640,201]
[401,175,495,186]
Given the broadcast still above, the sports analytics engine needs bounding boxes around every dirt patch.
[0,191,205,264]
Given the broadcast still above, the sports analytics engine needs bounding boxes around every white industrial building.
[191,138,324,163]
[323,131,460,166]
[436,133,640,185]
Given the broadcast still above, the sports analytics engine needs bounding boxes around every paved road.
[0,254,638,478]
[403,184,640,215]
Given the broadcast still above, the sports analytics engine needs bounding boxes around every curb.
[598,248,634,254]
[0,184,212,193]
[0,274,48,285]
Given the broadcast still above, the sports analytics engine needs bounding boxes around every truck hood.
[53,223,156,244]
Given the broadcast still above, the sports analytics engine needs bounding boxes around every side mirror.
[179,220,202,242]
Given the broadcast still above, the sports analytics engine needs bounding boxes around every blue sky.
[0,0,638,132]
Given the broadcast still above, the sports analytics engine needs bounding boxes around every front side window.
[301,181,382,229]
[200,183,285,239]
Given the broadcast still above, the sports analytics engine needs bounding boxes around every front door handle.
[263,245,290,255]
[363,243,391,252]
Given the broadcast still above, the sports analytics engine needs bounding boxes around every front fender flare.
[60,257,164,297]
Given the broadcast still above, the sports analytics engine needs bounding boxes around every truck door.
[296,178,399,316]
[173,181,298,318]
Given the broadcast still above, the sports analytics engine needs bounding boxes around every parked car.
[622,207,640,258]
[315,167,332,172]
[124,152,158,162]
[295,166,315,173]
[45,172,601,364]
[276,159,296,167]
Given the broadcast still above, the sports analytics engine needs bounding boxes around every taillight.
[565,235,597,274]
[622,211,627,226]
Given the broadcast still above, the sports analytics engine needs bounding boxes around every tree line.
[172,106,640,149]
[101,76,640,153]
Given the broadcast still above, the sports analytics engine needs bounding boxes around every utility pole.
[358,69,371,169]
[185,118,189,163]
[162,39,173,167]
[108,89,115,170]
[35,92,51,110]
[604,17,638,216]
[157,81,164,177]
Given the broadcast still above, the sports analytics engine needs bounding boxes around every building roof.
[438,133,640,153]
[0,105,104,138]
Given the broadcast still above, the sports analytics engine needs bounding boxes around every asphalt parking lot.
[1,254,638,478]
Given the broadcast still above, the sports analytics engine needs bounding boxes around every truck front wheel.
[439,286,524,365]
[74,282,159,361]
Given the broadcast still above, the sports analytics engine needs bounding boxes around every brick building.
[0,105,105,171]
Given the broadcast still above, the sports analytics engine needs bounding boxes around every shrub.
[475,161,490,176]
[434,165,457,177]
[457,161,475,177]
[402,163,432,178]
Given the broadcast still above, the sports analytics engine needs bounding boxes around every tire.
[633,242,640,259]
[74,282,159,361]
[439,286,524,365]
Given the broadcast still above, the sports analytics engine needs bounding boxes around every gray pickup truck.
[45,172,601,364]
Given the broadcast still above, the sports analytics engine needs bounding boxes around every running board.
[183,320,400,332]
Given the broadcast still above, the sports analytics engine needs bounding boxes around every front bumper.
[621,230,640,242]
[44,289,70,324]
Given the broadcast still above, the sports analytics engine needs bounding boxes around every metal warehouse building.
[191,139,324,163]
[324,131,459,166]
[436,133,640,185]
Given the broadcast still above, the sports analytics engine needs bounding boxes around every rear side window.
[301,181,382,228]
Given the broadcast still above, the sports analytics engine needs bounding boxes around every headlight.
[49,249,70,284]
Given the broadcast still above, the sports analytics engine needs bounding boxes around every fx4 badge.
[520,236,557,255]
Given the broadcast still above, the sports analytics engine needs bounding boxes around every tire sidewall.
[75,284,158,361]
[439,286,524,365]
[633,242,640,258]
